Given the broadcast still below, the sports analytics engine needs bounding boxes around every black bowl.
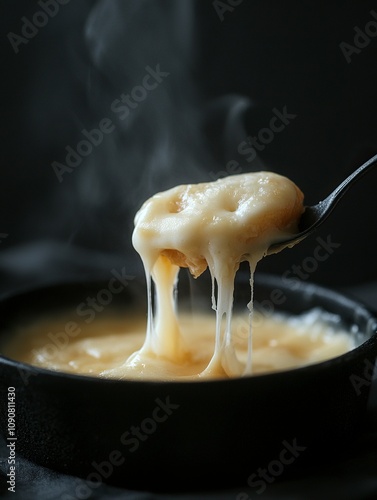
[0,273,376,493]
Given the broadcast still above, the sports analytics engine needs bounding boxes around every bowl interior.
[0,271,376,379]
[1,273,377,491]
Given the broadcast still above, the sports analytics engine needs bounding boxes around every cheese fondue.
[3,309,354,379]
[129,171,305,377]
[1,172,356,380]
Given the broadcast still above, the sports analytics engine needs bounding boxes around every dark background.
[1,0,377,290]
[0,3,377,499]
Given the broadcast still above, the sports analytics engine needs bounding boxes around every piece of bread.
[133,171,304,277]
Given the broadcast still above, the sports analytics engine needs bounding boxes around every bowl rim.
[0,272,376,387]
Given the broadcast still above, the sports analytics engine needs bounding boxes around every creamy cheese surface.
[1,171,356,380]
[132,171,304,279]
[130,171,305,377]
[2,309,355,380]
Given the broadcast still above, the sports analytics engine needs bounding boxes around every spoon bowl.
[268,152,377,254]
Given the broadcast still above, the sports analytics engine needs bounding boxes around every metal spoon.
[268,152,377,254]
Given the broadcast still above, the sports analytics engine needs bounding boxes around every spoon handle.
[268,152,377,254]
[317,152,377,213]
[300,152,377,235]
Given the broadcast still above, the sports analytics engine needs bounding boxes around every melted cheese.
[130,171,305,377]
[1,171,356,380]
[2,309,354,380]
